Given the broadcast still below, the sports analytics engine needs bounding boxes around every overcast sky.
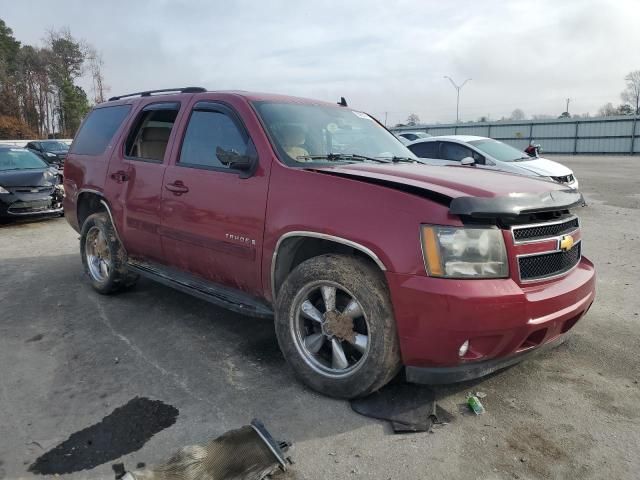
[2,0,639,125]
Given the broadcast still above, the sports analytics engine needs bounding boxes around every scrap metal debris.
[119,419,292,480]
[350,383,453,433]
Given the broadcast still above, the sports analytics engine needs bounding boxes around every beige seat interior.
[138,127,171,161]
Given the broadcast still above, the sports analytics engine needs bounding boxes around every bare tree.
[598,102,617,117]
[406,113,420,126]
[621,70,640,115]
[510,108,526,121]
[86,46,108,104]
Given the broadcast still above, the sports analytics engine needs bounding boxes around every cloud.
[2,0,638,125]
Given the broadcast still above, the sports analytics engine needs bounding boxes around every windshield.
[468,139,529,162]
[0,148,48,171]
[253,101,418,165]
[42,141,69,152]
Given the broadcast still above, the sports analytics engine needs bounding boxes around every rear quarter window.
[70,105,131,156]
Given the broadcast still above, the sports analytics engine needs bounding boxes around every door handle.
[165,181,189,195]
[110,170,130,183]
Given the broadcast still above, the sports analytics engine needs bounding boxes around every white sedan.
[406,135,579,189]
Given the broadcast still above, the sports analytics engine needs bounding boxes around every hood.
[0,167,60,187]
[311,162,583,217]
[512,157,573,177]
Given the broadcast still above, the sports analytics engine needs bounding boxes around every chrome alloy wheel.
[85,226,111,282]
[291,281,370,378]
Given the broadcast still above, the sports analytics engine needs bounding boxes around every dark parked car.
[25,140,69,167]
[63,87,594,398]
[0,146,64,220]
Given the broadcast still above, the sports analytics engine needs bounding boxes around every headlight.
[0,186,9,194]
[45,152,56,157]
[421,225,508,278]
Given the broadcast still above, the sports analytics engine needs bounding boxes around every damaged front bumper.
[386,255,595,385]
[0,187,64,218]
[405,334,567,384]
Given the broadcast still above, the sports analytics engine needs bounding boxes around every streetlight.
[444,76,472,123]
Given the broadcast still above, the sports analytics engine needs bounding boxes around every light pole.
[444,76,472,123]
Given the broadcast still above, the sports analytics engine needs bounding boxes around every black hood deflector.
[449,190,584,218]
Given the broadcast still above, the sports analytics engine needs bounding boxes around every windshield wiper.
[389,156,417,163]
[297,153,391,163]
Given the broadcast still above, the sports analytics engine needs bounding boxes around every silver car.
[406,135,578,189]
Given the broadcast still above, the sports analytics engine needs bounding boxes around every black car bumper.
[0,188,64,218]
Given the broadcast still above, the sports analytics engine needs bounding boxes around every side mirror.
[216,142,258,179]
[461,156,475,166]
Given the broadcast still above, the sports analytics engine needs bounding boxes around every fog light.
[458,340,470,357]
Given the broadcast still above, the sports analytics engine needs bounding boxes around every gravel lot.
[1,155,639,480]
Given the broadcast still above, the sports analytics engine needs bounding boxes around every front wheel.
[80,212,138,294]
[275,254,401,399]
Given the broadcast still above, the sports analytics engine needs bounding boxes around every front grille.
[512,217,579,242]
[519,242,581,281]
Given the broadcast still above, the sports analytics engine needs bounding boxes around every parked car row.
[25,140,69,168]
[60,87,594,398]
[0,145,64,221]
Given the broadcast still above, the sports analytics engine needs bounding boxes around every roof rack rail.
[108,87,206,102]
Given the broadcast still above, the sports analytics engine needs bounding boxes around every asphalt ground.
[0,155,638,479]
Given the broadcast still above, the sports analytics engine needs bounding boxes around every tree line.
[0,18,106,139]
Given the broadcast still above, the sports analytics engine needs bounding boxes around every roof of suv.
[102,88,340,108]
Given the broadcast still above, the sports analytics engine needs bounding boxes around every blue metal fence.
[391,115,639,154]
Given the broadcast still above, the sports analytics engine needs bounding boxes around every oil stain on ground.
[29,397,178,475]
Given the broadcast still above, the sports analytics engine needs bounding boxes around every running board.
[127,260,273,319]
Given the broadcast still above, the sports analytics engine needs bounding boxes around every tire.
[275,254,401,399]
[80,212,138,294]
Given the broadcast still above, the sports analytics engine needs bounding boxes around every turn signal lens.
[421,226,443,276]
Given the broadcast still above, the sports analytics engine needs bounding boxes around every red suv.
[63,87,595,398]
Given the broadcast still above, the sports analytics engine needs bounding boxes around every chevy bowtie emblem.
[559,235,574,251]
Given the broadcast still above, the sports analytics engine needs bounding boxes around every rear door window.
[178,104,249,170]
[71,105,131,156]
[440,141,474,161]
[408,141,439,158]
[125,103,180,162]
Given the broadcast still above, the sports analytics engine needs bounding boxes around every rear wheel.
[80,212,138,294]
[275,254,401,399]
